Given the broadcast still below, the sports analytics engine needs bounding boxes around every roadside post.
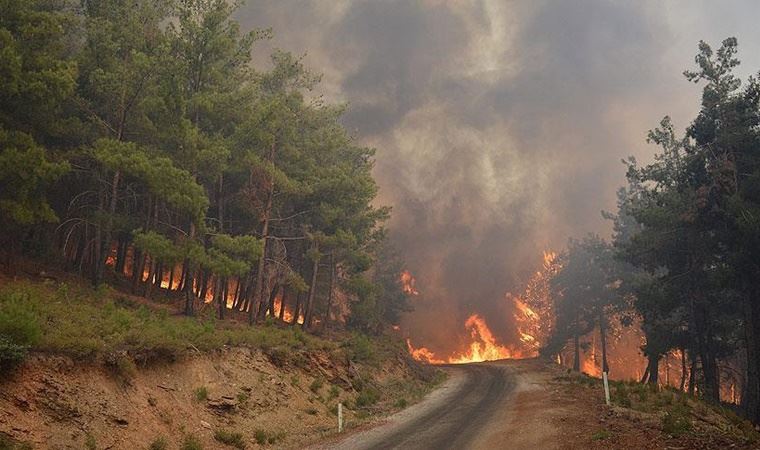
[602,371,611,405]
[338,402,343,432]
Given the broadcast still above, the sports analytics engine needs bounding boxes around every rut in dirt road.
[325,363,516,450]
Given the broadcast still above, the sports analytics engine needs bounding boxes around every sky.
[235,0,760,354]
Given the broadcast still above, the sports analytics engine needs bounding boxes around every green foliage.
[214,429,246,449]
[253,430,267,445]
[0,130,68,226]
[0,281,334,362]
[0,291,42,346]
[0,434,33,450]
[591,429,611,441]
[84,434,97,450]
[309,377,324,393]
[148,437,168,450]
[193,386,208,402]
[180,434,203,450]
[355,386,380,407]
[328,384,340,400]
[661,404,692,437]
[345,333,376,363]
[0,335,28,372]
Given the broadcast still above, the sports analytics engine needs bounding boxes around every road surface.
[314,360,563,450]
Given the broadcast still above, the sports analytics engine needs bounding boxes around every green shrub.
[253,429,267,445]
[0,335,29,371]
[611,384,632,408]
[309,377,324,393]
[591,428,611,441]
[347,334,375,363]
[84,434,97,450]
[394,398,408,408]
[181,435,203,450]
[661,404,692,437]
[0,435,33,450]
[328,384,339,400]
[148,437,168,450]
[194,386,208,402]
[251,429,284,446]
[355,386,380,407]
[0,292,42,346]
[214,429,245,449]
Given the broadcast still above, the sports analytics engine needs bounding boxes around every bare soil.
[0,347,431,449]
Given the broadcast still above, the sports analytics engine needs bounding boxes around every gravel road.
[314,361,538,450]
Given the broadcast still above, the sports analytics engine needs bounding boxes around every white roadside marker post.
[602,371,611,406]
[338,403,343,433]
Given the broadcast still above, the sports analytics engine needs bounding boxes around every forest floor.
[0,275,443,450]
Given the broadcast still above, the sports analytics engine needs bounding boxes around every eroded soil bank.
[0,347,438,449]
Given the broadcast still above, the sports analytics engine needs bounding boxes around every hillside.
[0,277,442,450]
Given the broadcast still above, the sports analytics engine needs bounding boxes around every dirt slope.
[0,347,432,449]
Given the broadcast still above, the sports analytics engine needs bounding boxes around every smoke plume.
[236,0,760,355]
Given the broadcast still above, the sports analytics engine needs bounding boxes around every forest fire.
[400,270,419,295]
[407,313,528,364]
[406,251,557,364]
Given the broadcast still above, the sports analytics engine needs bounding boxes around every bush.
[394,398,408,408]
[194,386,208,402]
[0,291,41,370]
[347,334,375,363]
[180,435,203,450]
[328,384,339,400]
[148,437,168,450]
[214,429,245,449]
[253,429,267,445]
[309,377,324,393]
[591,429,611,441]
[661,404,692,437]
[0,335,29,371]
[355,386,380,407]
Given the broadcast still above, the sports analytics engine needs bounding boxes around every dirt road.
[314,359,565,450]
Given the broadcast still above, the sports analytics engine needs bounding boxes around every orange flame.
[406,250,559,365]
[400,270,419,296]
[407,314,525,364]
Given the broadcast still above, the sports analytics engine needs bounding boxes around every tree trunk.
[249,141,276,325]
[217,276,226,320]
[96,169,121,286]
[303,245,320,330]
[573,331,581,372]
[324,253,335,328]
[114,237,127,275]
[132,252,146,294]
[144,256,156,299]
[293,292,304,326]
[679,347,688,392]
[168,263,175,291]
[599,309,609,374]
[688,353,697,396]
[645,353,659,385]
[183,222,196,316]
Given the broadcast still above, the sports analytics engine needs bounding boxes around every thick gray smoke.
[236,0,760,355]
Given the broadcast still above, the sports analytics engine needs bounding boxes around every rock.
[207,396,238,412]
[200,420,211,429]
[113,417,128,426]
